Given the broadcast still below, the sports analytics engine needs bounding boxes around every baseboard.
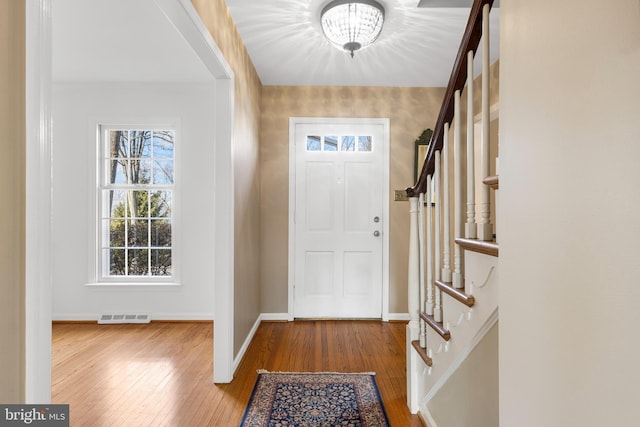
[420,405,439,427]
[387,312,410,321]
[258,312,409,322]
[52,313,215,322]
[260,313,290,322]
[234,315,262,373]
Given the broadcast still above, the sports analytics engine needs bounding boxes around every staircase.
[404,1,499,425]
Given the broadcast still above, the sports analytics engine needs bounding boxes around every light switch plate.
[394,190,409,201]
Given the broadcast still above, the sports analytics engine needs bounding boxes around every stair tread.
[411,340,433,366]
[435,280,475,307]
[455,237,499,257]
[420,312,451,341]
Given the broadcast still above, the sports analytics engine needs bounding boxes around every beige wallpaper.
[260,86,446,314]
[0,0,25,402]
[191,0,262,355]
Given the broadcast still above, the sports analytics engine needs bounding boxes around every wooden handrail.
[406,0,494,197]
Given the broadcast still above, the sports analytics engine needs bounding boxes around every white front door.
[291,119,387,318]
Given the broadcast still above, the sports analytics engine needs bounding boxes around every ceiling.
[52,0,499,88]
[225,0,500,87]
[52,0,212,83]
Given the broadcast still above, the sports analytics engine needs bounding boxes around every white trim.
[260,313,291,322]
[232,313,296,374]
[288,117,391,321]
[421,406,440,427]
[153,0,233,79]
[52,313,215,321]
[93,123,181,284]
[212,78,235,383]
[153,0,235,385]
[233,315,262,373]
[87,117,184,285]
[386,312,411,321]
[419,307,499,407]
[83,282,182,288]
[25,0,53,404]
[287,119,296,321]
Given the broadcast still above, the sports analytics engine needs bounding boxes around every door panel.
[343,251,372,296]
[344,162,371,232]
[305,252,334,296]
[305,161,335,231]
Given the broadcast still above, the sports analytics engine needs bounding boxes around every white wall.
[52,83,216,320]
[500,1,640,426]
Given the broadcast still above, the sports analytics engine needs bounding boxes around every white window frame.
[88,122,181,286]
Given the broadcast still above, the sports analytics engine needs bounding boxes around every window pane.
[153,130,174,158]
[150,219,171,247]
[129,130,152,158]
[307,135,321,151]
[128,159,152,185]
[109,249,126,276]
[150,191,171,218]
[127,219,149,247]
[341,136,355,151]
[109,130,128,158]
[109,219,125,247]
[126,190,149,217]
[139,159,152,184]
[358,136,372,152]
[153,160,174,184]
[105,190,127,218]
[128,249,149,276]
[151,249,172,276]
[324,135,338,151]
[109,160,128,184]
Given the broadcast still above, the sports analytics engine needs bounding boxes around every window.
[98,126,176,282]
[306,134,373,152]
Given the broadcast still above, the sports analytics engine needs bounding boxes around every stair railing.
[406,0,497,412]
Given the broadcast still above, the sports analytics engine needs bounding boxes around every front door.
[292,119,387,318]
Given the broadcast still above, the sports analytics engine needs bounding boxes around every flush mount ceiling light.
[320,0,385,58]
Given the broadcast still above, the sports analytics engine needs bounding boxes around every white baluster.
[418,193,426,348]
[407,196,421,410]
[466,50,477,239]
[434,150,443,323]
[453,89,464,289]
[408,197,420,331]
[477,3,493,241]
[425,175,434,316]
[442,123,452,284]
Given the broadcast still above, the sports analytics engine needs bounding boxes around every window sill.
[84,282,182,289]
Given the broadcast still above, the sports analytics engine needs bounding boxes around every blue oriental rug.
[240,371,390,427]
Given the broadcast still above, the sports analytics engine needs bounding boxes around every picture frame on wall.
[413,128,435,204]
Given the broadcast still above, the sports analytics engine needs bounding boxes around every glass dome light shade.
[321,0,385,58]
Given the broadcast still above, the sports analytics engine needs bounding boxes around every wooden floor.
[52,320,423,426]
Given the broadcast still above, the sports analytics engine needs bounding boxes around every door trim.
[288,117,390,321]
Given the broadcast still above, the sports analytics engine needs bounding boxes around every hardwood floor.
[52,320,423,426]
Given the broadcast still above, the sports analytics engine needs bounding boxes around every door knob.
[373,216,380,223]
[373,230,380,237]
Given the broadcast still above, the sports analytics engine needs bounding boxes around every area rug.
[240,371,390,427]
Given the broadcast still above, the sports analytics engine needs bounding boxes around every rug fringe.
[256,370,376,375]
